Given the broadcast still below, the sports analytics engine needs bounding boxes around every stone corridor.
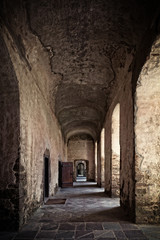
[1,0,160,231]
[1,183,160,240]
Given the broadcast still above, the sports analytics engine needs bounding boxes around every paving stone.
[14,231,37,239]
[41,223,59,230]
[75,231,94,239]
[103,222,122,230]
[59,223,75,230]
[36,231,56,238]
[55,231,75,239]
[21,223,41,231]
[75,239,93,240]
[126,239,148,240]
[124,230,147,239]
[97,238,116,240]
[114,230,127,239]
[94,230,115,238]
[76,224,86,231]
[39,220,54,223]
[116,238,128,240]
[120,224,139,230]
[138,225,160,240]
[127,239,148,240]
[86,223,103,230]
[14,239,35,240]
[35,239,56,240]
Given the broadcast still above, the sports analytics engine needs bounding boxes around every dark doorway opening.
[77,163,85,177]
[74,160,88,182]
[44,157,49,198]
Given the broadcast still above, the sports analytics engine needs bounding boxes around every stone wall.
[134,36,160,223]
[0,34,20,230]
[67,134,95,181]
[1,7,65,229]
[104,46,135,220]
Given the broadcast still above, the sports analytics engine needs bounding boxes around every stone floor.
[0,182,160,240]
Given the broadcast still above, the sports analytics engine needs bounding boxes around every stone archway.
[74,160,88,182]
[134,36,160,223]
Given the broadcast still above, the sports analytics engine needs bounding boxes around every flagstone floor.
[0,182,160,240]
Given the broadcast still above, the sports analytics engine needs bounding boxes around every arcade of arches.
[0,0,160,231]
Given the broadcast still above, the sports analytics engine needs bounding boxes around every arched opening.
[135,36,160,223]
[101,128,105,187]
[77,163,85,176]
[74,160,88,182]
[67,134,95,182]
[111,104,120,197]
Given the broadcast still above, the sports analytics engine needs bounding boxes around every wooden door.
[61,162,73,187]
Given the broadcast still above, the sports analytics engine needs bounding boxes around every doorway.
[77,163,85,177]
[44,157,49,198]
[75,160,87,182]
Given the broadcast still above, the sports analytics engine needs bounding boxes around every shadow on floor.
[83,206,130,222]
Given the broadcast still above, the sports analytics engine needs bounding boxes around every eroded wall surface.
[1,3,65,228]
[135,36,160,223]
[67,135,95,181]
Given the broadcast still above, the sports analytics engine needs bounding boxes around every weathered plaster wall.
[135,36,160,223]
[112,104,120,197]
[1,10,65,228]
[0,34,20,230]
[104,46,135,219]
[67,135,95,181]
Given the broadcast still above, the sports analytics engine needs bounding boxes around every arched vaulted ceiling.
[3,0,159,140]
